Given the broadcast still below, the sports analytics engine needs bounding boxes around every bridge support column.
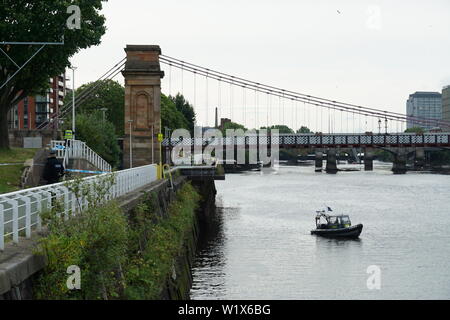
[392,148,407,174]
[315,149,323,172]
[326,148,338,174]
[414,148,425,170]
[122,45,164,169]
[364,147,374,171]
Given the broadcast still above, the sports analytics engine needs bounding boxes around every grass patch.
[0,164,24,193]
[0,148,37,194]
[0,147,37,163]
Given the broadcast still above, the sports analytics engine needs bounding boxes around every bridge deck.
[162,133,450,149]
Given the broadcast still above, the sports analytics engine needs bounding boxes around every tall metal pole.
[100,107,108,122]
[151,124,154,163]
[128,120,133,168]
[71,66,77,140]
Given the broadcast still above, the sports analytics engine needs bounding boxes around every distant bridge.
[162,133,450,149]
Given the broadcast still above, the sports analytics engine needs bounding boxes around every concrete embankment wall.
[0,176,217,300]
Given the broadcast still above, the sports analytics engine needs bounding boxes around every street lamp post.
[151,124,154,164]
[385,117,388,134]
[100,107,108,122]
[128,119,133,168]
[70,66,77,140]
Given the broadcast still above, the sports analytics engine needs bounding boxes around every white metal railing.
[50,140,112,173]
[0,164,157,251]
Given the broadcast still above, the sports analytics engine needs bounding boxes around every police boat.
[310,208,363,239]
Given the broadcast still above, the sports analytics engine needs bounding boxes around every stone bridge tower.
[122,45,164,168]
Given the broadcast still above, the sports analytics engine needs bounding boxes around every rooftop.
[409,91,442,99]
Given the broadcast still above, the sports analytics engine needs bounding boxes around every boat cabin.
[315,212,352,229]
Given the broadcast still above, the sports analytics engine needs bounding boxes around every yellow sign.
[157,133,163,142]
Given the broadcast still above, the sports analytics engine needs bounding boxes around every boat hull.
[311,224,363,239]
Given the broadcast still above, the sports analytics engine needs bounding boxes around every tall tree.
[169,93,196,132]
[65,79,125,136]
[0,0,107,149]
[161,94,189,132]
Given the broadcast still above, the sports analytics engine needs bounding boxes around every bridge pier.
[414,148,425,170]
[315,150,323,172]
[364,147,374,171]
[392,149,407,174]
[326,148,338,174]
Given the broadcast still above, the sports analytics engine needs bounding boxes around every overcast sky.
[71,0,450,131]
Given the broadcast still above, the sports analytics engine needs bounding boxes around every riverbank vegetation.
[32,176,200,300]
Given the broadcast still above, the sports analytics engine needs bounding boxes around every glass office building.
[442,86,450,130]
[406,91,442,130]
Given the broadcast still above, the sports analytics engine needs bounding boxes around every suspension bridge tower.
[122,45,164,169]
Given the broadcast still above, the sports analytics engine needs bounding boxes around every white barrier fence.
[0,164,157,251]
[50,140,112,173]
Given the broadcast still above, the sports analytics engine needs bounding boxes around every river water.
[190,161,450,300]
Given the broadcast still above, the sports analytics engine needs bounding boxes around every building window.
[23,97,29,129]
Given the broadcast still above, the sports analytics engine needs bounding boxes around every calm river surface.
[190,162,450,299]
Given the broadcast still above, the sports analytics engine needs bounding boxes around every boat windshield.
[341,216,350,224]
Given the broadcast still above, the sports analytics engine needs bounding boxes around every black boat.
[310,209,363,239]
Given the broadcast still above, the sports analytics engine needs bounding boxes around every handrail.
[50,140,112,172]
[0,164,157,250]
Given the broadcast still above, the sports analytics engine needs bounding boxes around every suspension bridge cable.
[160,58,442,128]
[38,58,126,130]
[160,57,413,125]
[56,63,125,122]
[159,56,450,129]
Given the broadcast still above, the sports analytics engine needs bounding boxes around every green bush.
[64,112,121,168]
[33,177,201,300]
[123,183,200,299]
[34,200,128,299]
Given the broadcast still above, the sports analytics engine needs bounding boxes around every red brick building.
[8,73,68,130]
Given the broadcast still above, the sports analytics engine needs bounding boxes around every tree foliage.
[404,127,425,134]
[0,0,107,148]
[297,126,311,133]
[168,93,196,132]
[161,94,190,132]
[221,121,247,135]
[260,125,295,134]
[65,79,125,136]
[64,111,121,168]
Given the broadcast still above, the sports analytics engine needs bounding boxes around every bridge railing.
[0,164,157,251]
[162,133,450,147]
[50,140,112,173]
